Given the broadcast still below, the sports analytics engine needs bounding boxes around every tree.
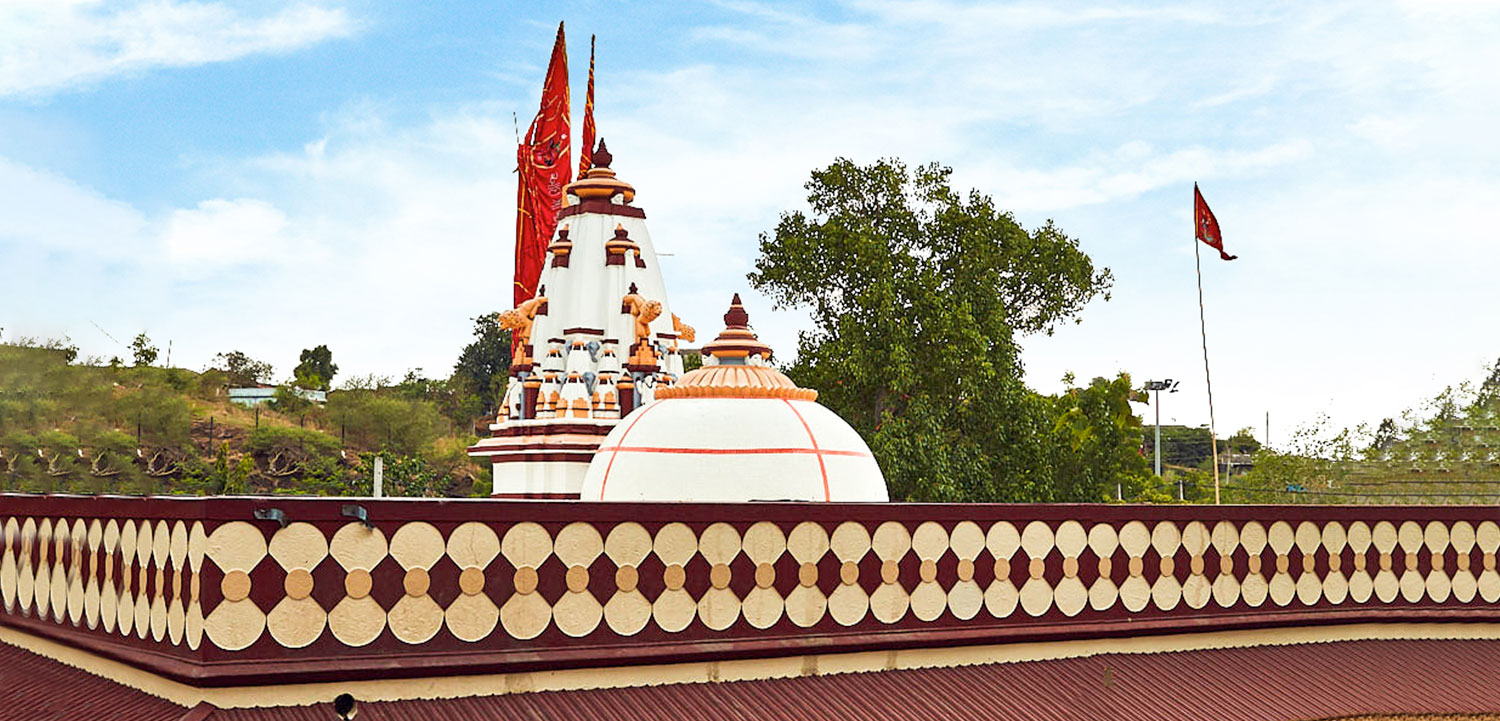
[211,351,274,387]
[1047,373,1151,502]
[131,333,158,367]
[750,158,1112,502]
[1224,427,1262,454]
[453,314,512,416]
[294,345,338,390]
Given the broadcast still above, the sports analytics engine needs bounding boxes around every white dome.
[579,397,888,502]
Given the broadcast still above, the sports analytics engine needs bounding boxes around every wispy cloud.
[0,0,357,97]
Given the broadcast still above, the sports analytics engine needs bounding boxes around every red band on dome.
[782,399,830,502]
[595,445,871,457]
[597,401,663,500]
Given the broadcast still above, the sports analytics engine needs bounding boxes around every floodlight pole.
[1154,388,1163,479]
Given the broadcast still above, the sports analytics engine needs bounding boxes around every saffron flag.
[515,21,571,311]
[578,35,596,176]
[1194,183,1236,261]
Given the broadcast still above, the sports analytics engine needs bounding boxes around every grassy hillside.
[0,343,492,497]
[1223,363,1500,504]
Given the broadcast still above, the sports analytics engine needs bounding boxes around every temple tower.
[468,142,692,497]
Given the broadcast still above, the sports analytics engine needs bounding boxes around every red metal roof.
[0,641,189,721]
[199,638,1500,721]
[7,636,1500,720]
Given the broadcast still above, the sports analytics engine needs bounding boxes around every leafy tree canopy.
[453,314,512,415]
[131,333,158,367]
[211,350,274,387]
[294,345,338,390]
[750,158,1113,502]
[1048,373,1152,502]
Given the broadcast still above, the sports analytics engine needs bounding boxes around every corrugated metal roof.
[201,638,1500,721]
[6,636,1500,720]
[0,641,188,721]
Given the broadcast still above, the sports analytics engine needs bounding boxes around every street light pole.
[1144,379,1180,491]
[1155,388,1162,478]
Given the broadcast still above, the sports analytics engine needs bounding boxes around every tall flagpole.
[1193,207,1222,505]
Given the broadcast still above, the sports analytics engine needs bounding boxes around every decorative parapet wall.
[4,494,1500,686]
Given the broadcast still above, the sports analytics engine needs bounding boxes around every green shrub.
[328,391,444,456]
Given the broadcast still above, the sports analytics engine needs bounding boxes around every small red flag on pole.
[1190,183,1232,505]
[1194,184,1236,261]
[577,35,596,176]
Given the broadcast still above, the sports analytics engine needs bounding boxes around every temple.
[7,42,1500,721]
[9,147,1500,718]
[468,142,692,498]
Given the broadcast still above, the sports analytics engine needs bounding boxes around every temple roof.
[657,295,814,401]
[7,634,1500,720]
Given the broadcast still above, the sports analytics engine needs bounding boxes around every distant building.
[227,385,326,407]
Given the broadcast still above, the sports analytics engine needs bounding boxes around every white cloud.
[0,154,148,257]
[0,0,356,97]
[161,198,293,267]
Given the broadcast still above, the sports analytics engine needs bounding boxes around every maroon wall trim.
[7,494,1500,688]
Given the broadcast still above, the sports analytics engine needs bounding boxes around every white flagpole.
[1193,188,1222,505]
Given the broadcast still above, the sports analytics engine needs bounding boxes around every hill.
[0,342,493,497]
[1224,359,1500,504]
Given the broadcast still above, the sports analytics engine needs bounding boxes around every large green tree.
[211,350,274,387]
[750,158,1112,501]
[453,314,512,416]
[293,345,338,390]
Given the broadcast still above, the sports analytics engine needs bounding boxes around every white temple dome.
[580,295,888,502]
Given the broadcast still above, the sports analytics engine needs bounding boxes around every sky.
[3,0,1499,446]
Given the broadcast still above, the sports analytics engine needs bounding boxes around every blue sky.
[3,0,1499,445]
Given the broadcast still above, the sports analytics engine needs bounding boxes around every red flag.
[515,22,571,312]
[577,35,596,176]
[1194,184,1236,261]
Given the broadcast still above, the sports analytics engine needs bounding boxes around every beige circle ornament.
[388,522,446,645]
[871,521,912,624]
[1117,521,1152,612]
[1396,521,1426,604]
[1209,521,1241,608]
[500,522,554,640]
[1049,521,1087,617]
[910,522,951,622]
[552,523,605,638]
[1345,521,1374,604]
[1087,523,1120,612]
[782,522,830,628]
[266,522,330,649]
[1423,521,1453,603]
[203,522,268,651]
[1292,522,1323,607]
[696,523,744,631]
[652,523,699,633]
[1475,521,1500,603]
[328,522,388,648]
[741,521,788,630]
[1450,521,1478,603]
[604,522,653,637]
[946,521,986,620]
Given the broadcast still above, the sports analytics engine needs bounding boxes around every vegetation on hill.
[1226,360,1500,504]
[0,318,510,497]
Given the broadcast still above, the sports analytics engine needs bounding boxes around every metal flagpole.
[1194,211,1222,505]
